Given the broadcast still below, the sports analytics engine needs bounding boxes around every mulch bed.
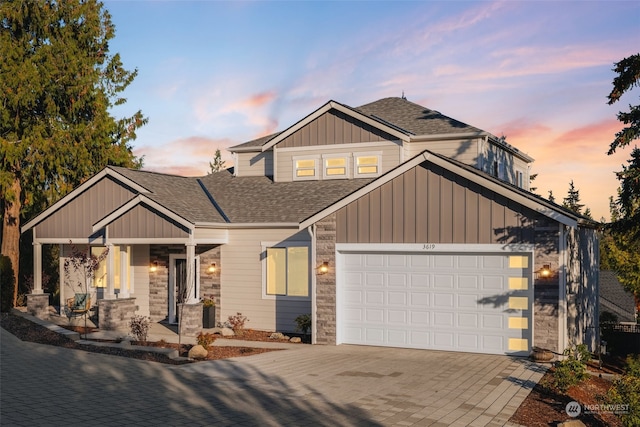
[509,368,622,427]
[0,313,284,365]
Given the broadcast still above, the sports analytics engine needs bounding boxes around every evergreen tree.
[607,53,640,155]
[0,1,146,306]
[548,190,555,203]
[208,148,226,174]
[562,180,584,214]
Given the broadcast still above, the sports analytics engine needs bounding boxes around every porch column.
[32,242,42,293]
[186,243,198,303]
[106,243,116,299]
[118,246,130,298]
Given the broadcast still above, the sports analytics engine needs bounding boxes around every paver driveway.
[0,327,543,426]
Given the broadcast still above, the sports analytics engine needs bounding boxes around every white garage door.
[339,252,533,356]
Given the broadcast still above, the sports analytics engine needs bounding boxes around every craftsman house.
[22,97,599,356]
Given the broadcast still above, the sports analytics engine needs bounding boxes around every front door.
[169,254,199,323]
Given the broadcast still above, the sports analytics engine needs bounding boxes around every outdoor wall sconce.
[207,263,217,274]
[150,261,158,273]
[538,264,552,279]
[318,261,329,275]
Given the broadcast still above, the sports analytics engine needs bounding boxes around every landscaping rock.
[188,344,209,359]
[289,337,301,343]
[269,332,285,340]
[558,420,586,427]
[220,327,234,337]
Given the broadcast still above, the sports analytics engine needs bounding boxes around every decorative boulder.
[270,332,285,340]
[220,327,235,337]
[188,344,209,359]
[289,337,302,343]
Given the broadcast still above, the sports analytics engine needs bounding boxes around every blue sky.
[104,0,640,220]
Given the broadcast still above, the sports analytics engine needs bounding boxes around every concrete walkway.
[1,315,544,426]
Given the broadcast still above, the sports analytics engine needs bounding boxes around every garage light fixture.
[150,261,159,273]
[318,261,329,274]
[207,263,217,274]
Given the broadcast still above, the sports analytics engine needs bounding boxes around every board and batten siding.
[220,228,311,332]
[336,161,538,244]
[35,176,136,239]
[276,141,402,182]
[235,151,273,177]
[277,109,397,149]
[108,204,189,239]
[404,138,481,167]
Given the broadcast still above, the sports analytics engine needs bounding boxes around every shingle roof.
[354,97,484,136]
[600,270,636,322]
[110,166,372,224]
[199,169,373,223]
[229,132,281,151]
[109,167,227,223]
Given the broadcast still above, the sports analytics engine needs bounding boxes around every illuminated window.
[354,154,381,177]
[293,158,318,180]
[114,246,131,291]
[91,246,108,288]
[323,156,348,178]
[266,246,309,297]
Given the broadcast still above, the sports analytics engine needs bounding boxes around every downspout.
[559,224,569,352]
[307,224,317,345]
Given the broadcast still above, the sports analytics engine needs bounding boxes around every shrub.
[228,312,248,335]
[0,255,15,312]
[129,315,150,343]
[201,294,215,307]
[196,332,217,349]
[294,313,311,335]
[552,344,590,392]
[607,356,640,426]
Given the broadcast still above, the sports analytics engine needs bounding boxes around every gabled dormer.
[228,97,534,190]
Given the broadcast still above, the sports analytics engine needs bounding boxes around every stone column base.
[98,298,137,331]
[178,303,203,337]
[27,294,50,320]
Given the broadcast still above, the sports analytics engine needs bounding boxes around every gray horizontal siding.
[336,161,538,244]
[236,151,273,177]
[278,110,396,148]
[35,176,135,239]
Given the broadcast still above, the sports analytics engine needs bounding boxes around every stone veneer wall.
[197,245,221,325]
[315,213,337,345]
[98,298,137,330]
[148,244,221,323]
[26,294,50,320]
[533,220,561,353]
[178,303,203,337]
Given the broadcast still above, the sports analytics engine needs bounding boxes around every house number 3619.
[422,244,436,250]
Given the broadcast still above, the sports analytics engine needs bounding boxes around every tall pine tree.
[0,1,146,306]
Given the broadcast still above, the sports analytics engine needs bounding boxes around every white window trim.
[353,152,382,178]
[261,241,311,300]
[292,155,319,181]
[322,153,351,180]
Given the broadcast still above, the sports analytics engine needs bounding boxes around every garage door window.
[266,246,309,297]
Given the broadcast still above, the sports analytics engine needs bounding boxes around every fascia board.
[194,222,300,229]
[21,168,149,233]
[261,101,409,152]
[300,151,577,229]
[92,195,194,232]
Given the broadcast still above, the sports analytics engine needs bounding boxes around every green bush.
[294,313,311,335]
[0,255,15,312]
[607,356,640,426]
[552,344,590,392]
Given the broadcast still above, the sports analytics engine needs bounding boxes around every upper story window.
[322,154,349,179]
[516,170,524,188]
[354,154,381,177]
[293,156,318,180]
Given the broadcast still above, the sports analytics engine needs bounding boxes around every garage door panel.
[339,252,532,355]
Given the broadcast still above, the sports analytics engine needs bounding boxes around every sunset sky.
[104,0,640,221]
